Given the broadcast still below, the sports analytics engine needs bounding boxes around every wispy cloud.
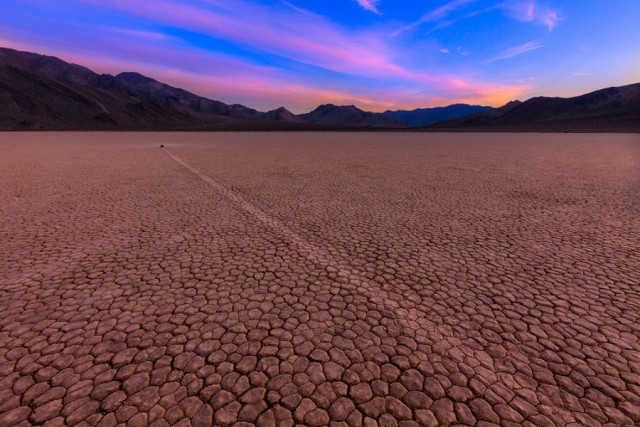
[394,0,476,35]
[395,1,561,36]
[75,0,515,93]
[501,1,561,31]
[543,10,560,31]
[77,0,399,79]
[5,0,531,110]
[486,39,544,63]
[355,0,382,15]
[280,1,323,18]
[457,46,472,56]
[102,27,175,41]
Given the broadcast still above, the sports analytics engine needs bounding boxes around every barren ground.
[1,132,640,427]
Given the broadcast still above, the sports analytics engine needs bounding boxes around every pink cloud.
[501,1,560,31]
[77,0,394,78]
[103,28,175,41]
[140,67,528,113]
[2,34,527,113]
[76,0,521,96]
[4,0,532,111]
[526,2,536,20]
[355,0,382,15]
[543,10,560,31]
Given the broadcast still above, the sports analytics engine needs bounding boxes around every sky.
[1,0,639,113]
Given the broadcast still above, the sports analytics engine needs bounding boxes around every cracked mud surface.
[1,132,639,426]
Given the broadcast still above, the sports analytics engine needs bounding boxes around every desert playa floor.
[1,132,640,427]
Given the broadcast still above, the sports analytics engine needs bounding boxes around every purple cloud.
[355,0,382,14]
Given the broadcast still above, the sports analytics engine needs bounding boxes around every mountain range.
[381,104,492,127]
[0,48,316,130]
[300,104,405,128]
[430,85,640,132]
[1,47,638,131]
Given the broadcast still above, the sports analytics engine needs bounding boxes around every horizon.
[1,1,639,113]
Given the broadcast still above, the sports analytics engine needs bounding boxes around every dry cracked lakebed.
[1,132,639,426]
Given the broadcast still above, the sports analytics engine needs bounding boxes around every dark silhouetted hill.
[429,85,640,132]
[0,47,311,130]
[381,104,491,127]
[299,104,406,128]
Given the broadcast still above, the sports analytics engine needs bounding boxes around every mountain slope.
[263,107,307,123]
[381,104,491,127]
[430,84,640,131]
[114,72,264,119]
[0,47,308,130]
[299,104,406,128]
[0,61,197,130]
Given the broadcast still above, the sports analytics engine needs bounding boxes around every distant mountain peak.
[115,72,158,85]
[265,107,306,123]
[300,104,405,128]
[381,104,493,127]
[0,46,95,84]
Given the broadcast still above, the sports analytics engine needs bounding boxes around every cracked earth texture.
[1,132,639,427]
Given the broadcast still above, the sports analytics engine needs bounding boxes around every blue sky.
[1,0,639,112]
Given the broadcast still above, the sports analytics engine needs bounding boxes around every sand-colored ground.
[1,132,639,427]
